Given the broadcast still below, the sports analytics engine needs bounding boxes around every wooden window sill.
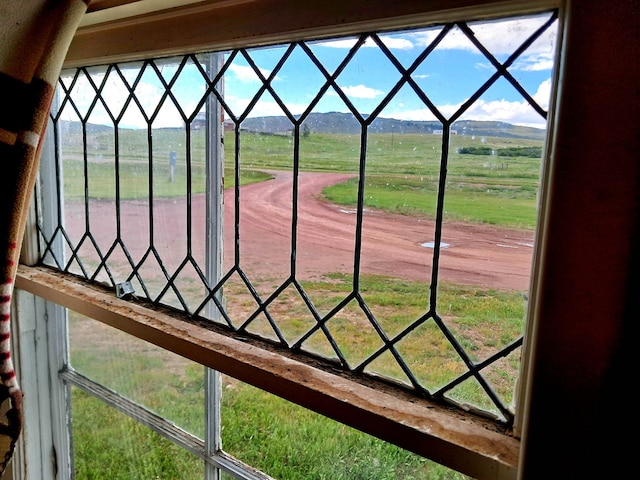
[16,264,518,480]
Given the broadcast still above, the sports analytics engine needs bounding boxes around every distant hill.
[239,112,546,141]
[60,113,547,142]
[452,120,546,141]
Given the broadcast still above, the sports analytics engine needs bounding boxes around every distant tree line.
[497,146,542,157]
[458,146,493,155]
[458,146,542,157]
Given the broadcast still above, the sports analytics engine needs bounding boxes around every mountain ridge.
[238,112,546,141]
[60,113,547,141]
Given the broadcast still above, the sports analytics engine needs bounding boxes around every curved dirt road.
[231,170,534,291]
[65,171,535,291]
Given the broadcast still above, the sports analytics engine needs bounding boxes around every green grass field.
[68,278,524,479]
[70,299,519,480]
[62,128,541,229]
[61,125,541,478]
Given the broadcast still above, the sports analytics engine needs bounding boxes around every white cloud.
[318,38,364,49]
[228,64,276,82]
[513,53,555,71]
[476,54,553,72]
[467,18,555,55]
[379,35,414,50]
[322,39,354,48]
[533,78,552,109]
[317,35,413,50]
[59,72,203,129]
[463,99,536,123]
[413,28,469,51]
[310,16,557,77]
[382,81,551,128]
[375,16,556,60]
[332,84,384,99]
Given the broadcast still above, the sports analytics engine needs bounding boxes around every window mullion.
[204,52,224,480]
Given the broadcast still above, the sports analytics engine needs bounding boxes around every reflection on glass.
[68,312,206,438]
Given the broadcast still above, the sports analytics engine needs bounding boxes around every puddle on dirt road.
[421,241,449,248]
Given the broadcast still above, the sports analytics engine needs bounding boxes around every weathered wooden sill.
[16,264,519,480]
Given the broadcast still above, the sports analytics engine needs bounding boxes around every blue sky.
[60,12,557,129]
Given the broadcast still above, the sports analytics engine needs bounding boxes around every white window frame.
[10,0,638,479]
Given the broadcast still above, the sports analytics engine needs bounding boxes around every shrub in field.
[497,146,542,158]
[458,146,493,155]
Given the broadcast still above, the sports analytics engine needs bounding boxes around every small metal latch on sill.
[115,281,136,299]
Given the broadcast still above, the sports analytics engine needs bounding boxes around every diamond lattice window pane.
[42,10,558,425]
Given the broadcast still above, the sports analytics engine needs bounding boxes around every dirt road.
[230,171,534,290]
[66,171,535,291]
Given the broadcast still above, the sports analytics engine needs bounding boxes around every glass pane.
[72,387,204,479]
[45,10,558,426]
[220,378,470,480]
[69,312,206,438]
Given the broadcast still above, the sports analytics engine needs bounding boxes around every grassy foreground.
[69,276,525,479]
[72,385,469,480]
